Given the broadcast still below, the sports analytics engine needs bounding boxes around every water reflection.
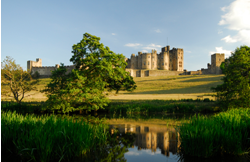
[109,123,180,160]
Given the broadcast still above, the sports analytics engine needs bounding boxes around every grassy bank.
[108,99,218,114]
[178,108,250,158]
[1,111,108,162]
[1,75,224,101]
[2,99,219,114]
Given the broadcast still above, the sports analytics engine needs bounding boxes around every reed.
[178,108,250,158]
[1,111,108,162]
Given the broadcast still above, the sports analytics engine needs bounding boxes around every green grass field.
[1,74,224,101]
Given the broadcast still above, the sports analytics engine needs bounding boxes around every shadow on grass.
[180,75,224,82]
[130,81,222,94]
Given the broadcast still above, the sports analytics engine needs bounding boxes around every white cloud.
[221,35,238,43]
[186,51,192,53]
[111,33,116,35]
[141,44,162,52]
[141,50,148,53]
[125,43,143,47]
[219,0,250,44]
[210,47,233,58]
[125,43,163,53]
[218,30,223,34]
[154,29,161,33]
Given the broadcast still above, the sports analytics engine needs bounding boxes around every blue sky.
[2,0,250,71]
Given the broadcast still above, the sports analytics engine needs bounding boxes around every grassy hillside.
[1,75,224,101]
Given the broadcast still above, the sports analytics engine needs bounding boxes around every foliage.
[44,33,136,113]
[212,46,250,108]
[43,64,109,113]
[178,108,250,158]
[106,73,137,94]
[1,56,39,104]
[1,111,108,162]
[70,33,136,94]
[31,71,40,79]
[108,99,217,114]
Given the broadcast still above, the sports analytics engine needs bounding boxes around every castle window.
[148,62,150,65]
[162,63,164,65]
[144,62,146,65]
[153,62,154,65]
[165,62,167,66]
[148,56,150,58]
[162,56,163,59]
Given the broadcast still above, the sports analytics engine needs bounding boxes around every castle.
[27,58,75,77]
[27,45,225,78]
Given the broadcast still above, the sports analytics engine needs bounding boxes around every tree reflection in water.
[77,130,135,162]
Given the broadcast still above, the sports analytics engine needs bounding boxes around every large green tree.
[1,56,39,104]
[212,45,250,108]
[44,33,136,112]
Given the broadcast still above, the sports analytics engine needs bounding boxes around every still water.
[77,113,249,162]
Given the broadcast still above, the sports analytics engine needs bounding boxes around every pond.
[73,113,249,162]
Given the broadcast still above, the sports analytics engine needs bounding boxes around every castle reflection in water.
[109,124,180,157]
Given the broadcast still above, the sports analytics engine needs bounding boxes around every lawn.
[1,74,224,101]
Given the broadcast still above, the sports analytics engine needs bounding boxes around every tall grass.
[1,111,108,162]
[178,108,250,158]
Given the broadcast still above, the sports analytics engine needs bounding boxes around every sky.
[2,0,250,71]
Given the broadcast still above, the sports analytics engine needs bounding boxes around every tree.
[106,74,136,94]
[212,45,250,108]
[1,56,39,104]
[44,33,136,112]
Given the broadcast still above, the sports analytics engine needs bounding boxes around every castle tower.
[160,46,170,70]
[131,54,138,69]
[138,52,143,69]
[211,53,225,74]
[145,53,152,69]
[27,58,42,72]
[176,48,184,71]
[151,49,157,70]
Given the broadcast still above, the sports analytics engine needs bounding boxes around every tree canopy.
[1,56,39,103]
[212,45,250,108]
[44,33,136,113]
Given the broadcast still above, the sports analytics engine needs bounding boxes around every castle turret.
[211,53,225,74]
[151,49,157,70]
[27,58,42,72]
[160,46,170,70]
[131,54,138,69]
[138,52,142,69]
[176,48,184,71]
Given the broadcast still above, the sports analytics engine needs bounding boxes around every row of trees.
[2,33,249,111]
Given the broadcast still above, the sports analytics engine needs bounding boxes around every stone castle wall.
[28,58,75,77]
